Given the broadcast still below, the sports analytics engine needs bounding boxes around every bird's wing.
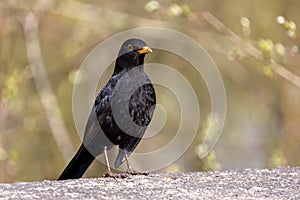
[82,107,106,146]
[82,82,114,151]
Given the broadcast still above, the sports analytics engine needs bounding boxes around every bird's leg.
[123,149,133,173]
[123,149,149,176]
[103,146,127,178]
[104,146,112,175]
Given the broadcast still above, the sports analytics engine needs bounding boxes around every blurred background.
[1,0,300,182]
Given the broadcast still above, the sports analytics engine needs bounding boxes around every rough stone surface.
[0,167,299,199]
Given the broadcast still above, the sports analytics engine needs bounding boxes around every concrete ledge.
[0,167,299,199]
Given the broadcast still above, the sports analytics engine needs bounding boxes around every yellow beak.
[137,46,153,54]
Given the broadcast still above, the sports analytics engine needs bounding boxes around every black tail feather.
[58,144,95,180]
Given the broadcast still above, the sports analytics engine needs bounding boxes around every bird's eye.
[128,44,133,50]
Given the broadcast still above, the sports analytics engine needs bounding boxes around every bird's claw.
[103,172,129,178]
[126,168,149,176]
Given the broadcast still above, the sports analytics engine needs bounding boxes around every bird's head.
[116,38,152,72]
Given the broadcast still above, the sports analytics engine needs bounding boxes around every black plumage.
[58,38,156,180]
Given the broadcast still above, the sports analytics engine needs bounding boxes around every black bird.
[58,38,156,180]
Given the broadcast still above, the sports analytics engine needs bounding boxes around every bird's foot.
[127,171,149,176]
[103,172,128,178]
[126,167,149,176]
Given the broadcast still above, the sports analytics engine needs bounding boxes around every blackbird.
[58,38,156,180]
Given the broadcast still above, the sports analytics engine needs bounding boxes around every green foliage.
[145,1,160,13]
[269,148,287,167]
[258,38,274,58]
[2,71,20,101]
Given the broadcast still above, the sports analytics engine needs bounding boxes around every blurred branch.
[201,12,300,88]
[5,0,300,89]
[59,0,300,89]
[22,6,74,160]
